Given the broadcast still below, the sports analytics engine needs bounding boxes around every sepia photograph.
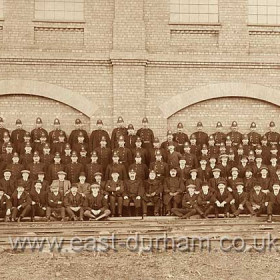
[0,0,280,279]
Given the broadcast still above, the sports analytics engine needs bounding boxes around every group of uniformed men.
[1,116,280,223]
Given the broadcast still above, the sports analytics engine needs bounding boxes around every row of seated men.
[0,164,280,223]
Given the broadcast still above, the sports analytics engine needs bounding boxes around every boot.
[267,215,272,223]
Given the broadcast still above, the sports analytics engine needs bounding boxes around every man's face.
[201,149,208,155]
[17,187,24,194]
[190,139,196,145]
[149,172,156,180]
[58,174,65,181]
[177,128,183,133]
[43,148,50,154]
[22,173,29,180]
[100,140,107,147]
[156,155,162,161]
[71,156,78,163]
[136,142,142,148]
[255,149,262,154]
[65,149,71,155]
[113,156,119,163]
[33,156,40,162]
[38,174,44,181]
[4,172,11,180]
[188,188,195,195]
[25,147,32,153]
[127,129,134,135]
[221,158,227,164]
[80,151,87,157]
[237,148,243,155]
[91,156,98,162]
[270,126,276,132]
[271,159,277,165]
[256,158,262,165]
[153,143,160,148]
[184,147,191,153]
[54,124,60,130]
[167,135,173,141]
[190,172,197,179]
[118,140,125,147]
[248,155,255,161]
[245,171,252,178]
[242,139,249,144]
[208,140,215,146]
[0,191,4,197]
[40,137,46,143]
[197,126,202,131]
[78,136,84,143]
[6,147,13,153]
[168,146,175,152]
[129,172,136,180]
[273,185,280,194]
[54,157,61,164]
[226,140,232,146]
[79,176,86,183]
[117,121,124,128]
[94,175,102,182]
[232,170,238,177]
[170,169,177,177]
[71,187,78,195]
[254,186,261,192]
[58,136,65,142]
[231,126,237,132]
[241,159,248,165]
[36,123,42,128]
[251,127,256,132]
[35,184,42,192]
[143,122,148,128]
[112,173,119,181]
[202,185,209,193]
[135,157,141,164]
[16,123,22,129]
[200,160,207,166]
[261,140,268,145]
[12,157,19,163]
[210,158,216,165]
[237,185,243,193]
[52,187,59,193]
[97,124,103,130]
[179,160,186,166]
[218,185,225,192]
[260,169,268,177]
[216,127,222,132]
[92,187,99,196]
[213,171,220,178]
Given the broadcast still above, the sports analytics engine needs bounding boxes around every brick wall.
[0,0,279,141]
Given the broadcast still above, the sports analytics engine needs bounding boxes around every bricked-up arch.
[0,79,97,117]
[159,83,280,118]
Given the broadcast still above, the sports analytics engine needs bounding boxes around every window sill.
[32,19,85,24]
[248,24,280,28]
[169,22,221,26]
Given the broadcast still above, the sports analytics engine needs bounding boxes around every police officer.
[136,117,155,151]
[69,118,89,147]
[89,119,111,151]
[193,122,208,146]
[11,119,26,154]
[213,122,226,146]
[111,116,127,149]
[173,122,189,154]
[31,117,48,149]
[94,136,112,175]
[65,151,84,184]
[0,117,10,142]
[265,121,280,147]
[49,118,67,149]
[125,124,137,150]
[247,122,261,147]
[227,121,242,147]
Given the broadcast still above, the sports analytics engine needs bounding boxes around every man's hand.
[124,196,128,199]
[17,205,22,210]
[6,209,11,216]
[136,196,141,200]
[32,201,36,205]
[57,201,62,204]
[116,187,120,191]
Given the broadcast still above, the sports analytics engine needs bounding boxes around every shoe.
[4,217,10,222]
[61,218,67,222]
[143,214,147,217]
[267,215,272,223]
[118,214,122,217]
[79,217,84,221]
[46,218,51,222]
[225,212,230,218]
[17,217,22,223]
[30,217,34,222]
[89,217,96,221]
[166,211,171,216]
[11,218,15,222]
[73,216,78,221]
[154,213,159,216]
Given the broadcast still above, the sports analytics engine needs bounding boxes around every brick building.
[0,0,280,140]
